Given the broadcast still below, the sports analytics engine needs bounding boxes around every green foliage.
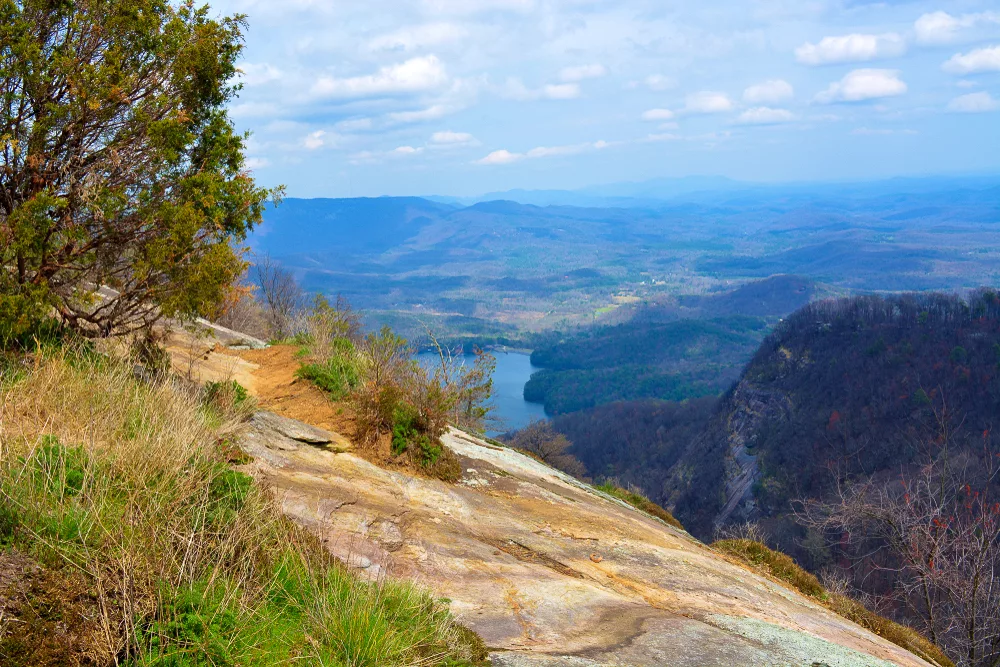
[0,0,279,337]
[391,405,441,466]
[204,380,250,408]
[296,341,362,400]
[0,354,485,666]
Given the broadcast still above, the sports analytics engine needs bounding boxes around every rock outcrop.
[241,410,933,667]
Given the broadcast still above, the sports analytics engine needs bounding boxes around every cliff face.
[242,411,929,667]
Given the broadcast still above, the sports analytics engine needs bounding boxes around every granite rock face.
[240,413,933,667]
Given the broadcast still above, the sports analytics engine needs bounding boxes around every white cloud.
[956,80,978,89]
[392,145,424,155]
[238,63,283,87]
[543,83,581,99]
[311,56,448,98]
[560,64,607,82]
[683,91,733,114]
[743,79,794,104]
[815,69,907,103]
[915,11,1000,45]
[947,91,1000,113]
[475,140,611,165]
[641,108,675,121]
[229,101,281,119]
[430,130,477,144]
[795,33,905,65]
[736,107,796,125]
[501,78,580,100]
[476,149,523,165]
[942,45,1000,74]
[304,130,326,150]
[385,105,452,123]
[368,23,468,51]
[245,157,270,170]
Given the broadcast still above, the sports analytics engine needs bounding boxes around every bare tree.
[504,421,586,478]
[799,441,1000,667]
[252,253,304,340]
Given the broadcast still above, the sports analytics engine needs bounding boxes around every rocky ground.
[169,321,935,667]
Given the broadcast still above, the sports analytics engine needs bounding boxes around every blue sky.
[214,0,1000,197]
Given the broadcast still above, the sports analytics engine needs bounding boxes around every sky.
[212,0,1000,197]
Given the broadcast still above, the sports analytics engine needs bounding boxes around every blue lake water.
[415,351,547,437]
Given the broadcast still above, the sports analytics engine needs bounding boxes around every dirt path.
[227,345,354,436]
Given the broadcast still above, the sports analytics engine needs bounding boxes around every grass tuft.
[595,482,684,529]
[0,348,486,666]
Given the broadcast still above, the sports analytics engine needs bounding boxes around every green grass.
[712,539,954,667]
[0,350,487,666]
[595,482,684,530]
[296,341,362,400]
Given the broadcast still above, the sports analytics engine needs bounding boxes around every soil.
[0,551,111,666]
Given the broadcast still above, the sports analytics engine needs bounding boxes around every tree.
[252,253,304,340]
[799,440,1000,667]
[0,0,277,340]
[504,420,586,478]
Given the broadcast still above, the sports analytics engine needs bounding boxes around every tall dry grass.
[0,348,485,666]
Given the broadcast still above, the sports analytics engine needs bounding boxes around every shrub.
[296,340,361,400]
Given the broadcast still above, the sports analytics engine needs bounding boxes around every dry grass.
[595,482,684,530]
[0,347,486,666]
[712,539,954,667]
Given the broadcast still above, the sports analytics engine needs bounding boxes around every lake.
[415,351,546,437]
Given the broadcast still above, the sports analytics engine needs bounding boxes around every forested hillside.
[526,276,818,413]
[667,289,1000,543]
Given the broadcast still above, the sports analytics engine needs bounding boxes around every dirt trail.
[227,345,353,435]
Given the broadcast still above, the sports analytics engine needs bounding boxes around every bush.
[296,340,362,400]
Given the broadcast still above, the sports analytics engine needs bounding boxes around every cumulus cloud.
[501,78,580,100]
[942,45,1000,74]
[244,157,270,170]
[682,91,733,114]
[430,130,478,145]
[385,105,453,124]
[311,56,448,98]
[795,33,905,65]
[304,130,327,150]
[475,140,611,165]
[368,23,468,51]
[643,74,676,91]
[915,11,1000,45]
[743,79,794,104]
[560,64,607,82]
[947,91,1000,112]
[735,107,795,125]
[641,108,675,121]
[815,69,907,103]
[475,149,523,165]
[543,83,581,99]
